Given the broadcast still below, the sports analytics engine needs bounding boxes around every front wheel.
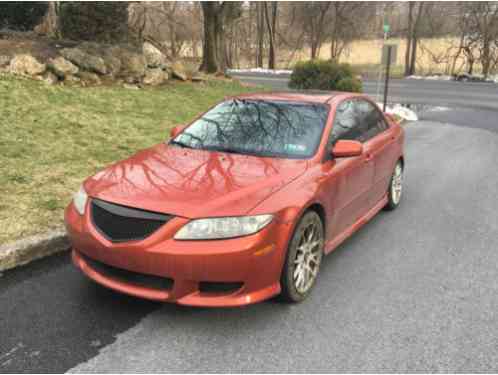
[384,160,403,211]
[280,211,324,303]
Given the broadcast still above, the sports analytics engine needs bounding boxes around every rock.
[78,41,102,55]
[48,56,78,78]
[77,71,101,85]
[60,48,107,75]
[123,83,140,90]
[143,42,166,68]
[65,75,81,83]
[191,74,207,82]
[143,68,168,86]
[102,53,121,76]
[42,71,58,85]
[105,46,146,81]
[171,62,188,81]
[9,54,46,76]
[120,50,146,80]
[123,76,139,84]
[0,55,11,68]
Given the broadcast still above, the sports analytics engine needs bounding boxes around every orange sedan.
[65,91,404,306]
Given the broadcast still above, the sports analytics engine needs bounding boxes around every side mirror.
[332,140,363,158]
[170,124,187,138]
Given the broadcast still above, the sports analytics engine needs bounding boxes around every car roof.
[231,90,363,105]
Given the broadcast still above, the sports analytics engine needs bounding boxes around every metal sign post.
[381,43,397,112]
[383,45,392,112]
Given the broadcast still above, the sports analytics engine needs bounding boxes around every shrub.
[0,2,48,31]
[60,2,129,43]
[289,59,362,92]
[336,77,363,92]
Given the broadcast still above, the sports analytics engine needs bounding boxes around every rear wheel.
[384,160,403,211]
[280,211,324,303]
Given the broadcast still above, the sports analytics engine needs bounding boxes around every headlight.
[174,215,273,240]
[73,185,88,215]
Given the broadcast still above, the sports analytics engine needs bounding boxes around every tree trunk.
[38,1,60,37]
[407,2,425,76]
[216,13,227,72]
[256,2,264,67]
[409,37,418,75]
[264,2,277,69]
[311,42,317,59]
[200,3,219,73]
[328,3,340,60]
[404,2,414,76]
[482,38,490,78]
[468,57,474,75]
[330,23,338,60]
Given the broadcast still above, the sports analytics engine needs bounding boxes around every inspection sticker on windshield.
[286,144,307,153]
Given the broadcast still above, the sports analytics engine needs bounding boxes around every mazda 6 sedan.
[65,91,404,307]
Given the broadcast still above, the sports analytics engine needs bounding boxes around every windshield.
[170,99,329,159]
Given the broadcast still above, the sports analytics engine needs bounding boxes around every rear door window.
[355,100,388,141]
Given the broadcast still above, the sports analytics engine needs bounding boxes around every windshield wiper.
[205,146,254,156]
[169,140,193,149]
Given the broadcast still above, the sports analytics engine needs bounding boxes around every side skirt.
[324,195,388,255]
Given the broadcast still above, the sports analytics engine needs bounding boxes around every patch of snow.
[377,103,419,122]
[425,75,452,80]
[227,68,292,75]
[486,74,498,83]
[406,74,452,81]
[426,106,451,112]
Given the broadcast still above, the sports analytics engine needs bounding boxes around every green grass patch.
[0,75,258,245]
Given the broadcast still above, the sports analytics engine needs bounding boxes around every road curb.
[0,228,70,272]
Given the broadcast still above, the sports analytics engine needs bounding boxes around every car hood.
[84,143,308,218]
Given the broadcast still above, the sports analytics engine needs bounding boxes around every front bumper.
[65,201,293,307]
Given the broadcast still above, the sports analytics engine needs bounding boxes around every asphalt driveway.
[1,109,498,372]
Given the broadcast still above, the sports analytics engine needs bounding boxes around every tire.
[280,211,324,303]
[384,160,404,211]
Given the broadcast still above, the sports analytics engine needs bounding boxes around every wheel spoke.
[309,253,319,264]
[293,264,301,279]
[391,164,403,204]
[296,269,305,290]
[306,226,315,242]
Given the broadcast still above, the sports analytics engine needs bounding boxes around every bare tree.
[300,2,331,59]
[37,1,60,37]
[256,2,265,67]
[461,2,498,78]
[264,2,278,68]
[129,2,201,58]
[404,2,426,76]
[329,2,370,61]
[200,2,242,73]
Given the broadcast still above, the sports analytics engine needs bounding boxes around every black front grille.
[90,199,173,242]
[82,253,174,291]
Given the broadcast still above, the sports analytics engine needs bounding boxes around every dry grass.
[236,37,473,77]
[0,75,258,245]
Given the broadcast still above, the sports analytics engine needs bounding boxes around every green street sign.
[383,24,390,33]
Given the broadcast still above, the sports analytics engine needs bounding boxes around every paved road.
[1,107,498,372]
[231,72,498,111]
